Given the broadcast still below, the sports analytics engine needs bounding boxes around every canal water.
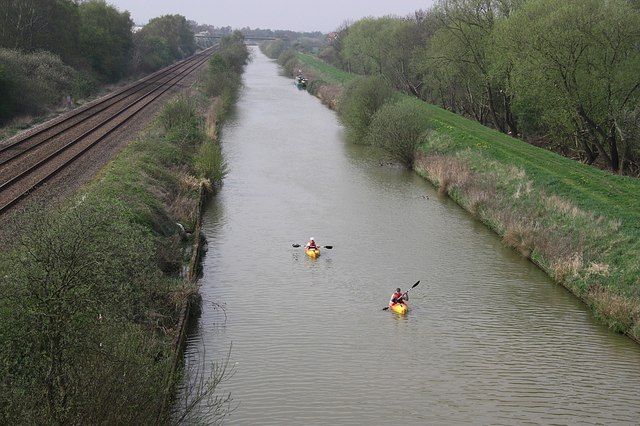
[182,47,640,424]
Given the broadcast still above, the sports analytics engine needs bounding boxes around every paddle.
[292,243,333,249]
[382,280,420,311]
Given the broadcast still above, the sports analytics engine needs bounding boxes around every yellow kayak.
[389,302,408,315]
[305,247,320,258]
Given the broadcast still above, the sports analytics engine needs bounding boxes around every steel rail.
[0,47,216,157]
[0,47,216,214]
[0,49,215,168]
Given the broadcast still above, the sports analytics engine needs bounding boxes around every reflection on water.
[182,47,640,424]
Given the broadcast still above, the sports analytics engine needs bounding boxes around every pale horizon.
[106,0,435,32]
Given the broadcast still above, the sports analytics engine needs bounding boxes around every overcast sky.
[107,0,435,32]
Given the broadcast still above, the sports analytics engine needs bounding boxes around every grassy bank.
[0,35,248,424]
[265,46,640,342]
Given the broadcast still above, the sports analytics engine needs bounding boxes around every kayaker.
[305,237,317,250]
[390,288,408,305]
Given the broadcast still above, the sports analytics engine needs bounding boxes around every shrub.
[0,49,78,118]
[72,73,98,99]
[201,34,249,100]
[202,54,241,98]
[277,49,296,68]
[195,141,228,184]
[219,32,250,73]
[0,65,13,122]
[133,33,173,73]
[215,90,236,123]
[338,76,396,144]
[368,98,432,166]
[273,48,303,76]
[158,97,198,131]
[0,201,180,423]
[307,78,327,96]
[261,39,287,59]
[318,45,342,67]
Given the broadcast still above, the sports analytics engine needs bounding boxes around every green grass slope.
[296,51,640,340]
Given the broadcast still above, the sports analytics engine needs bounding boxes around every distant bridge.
[195,35,286,41]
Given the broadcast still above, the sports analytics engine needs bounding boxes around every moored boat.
[295,75,308,88]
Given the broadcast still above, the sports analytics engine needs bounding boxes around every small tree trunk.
[486,84,506,133]
[577,109,612,165]
[504,94,518,136]
[608,126,620,172]
[579,135,598,164]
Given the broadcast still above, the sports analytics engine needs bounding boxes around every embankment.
[0,35,248,424]
[263,46,640,343]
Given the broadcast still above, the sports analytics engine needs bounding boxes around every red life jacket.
[307,241,317,249]
[390,291,404,304]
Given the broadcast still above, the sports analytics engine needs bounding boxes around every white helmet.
[310,237,314,240]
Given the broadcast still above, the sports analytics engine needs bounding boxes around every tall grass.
[159,97,200,131]
[195,34,250,187]
[195,141,227,184]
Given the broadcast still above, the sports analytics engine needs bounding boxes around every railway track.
[0,46,217,214]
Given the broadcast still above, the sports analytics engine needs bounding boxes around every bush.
[0,49,79,120]
[264,39,288,59]
[318,45,341,67]
[0,201,179,423]
[277,49,296,68]
[338,76,396,144]
[261,39,287,59]
[368,98,432,166]
[0,65,13,122]
[72,73,99,99]
[307,79,327,96]
[214,90,236,124]
[202,55,241,98]
[158,97,199,131]
[195,141,228,184]
[219,32,251,73]
[201,34,250,100]
[273,48,302,76]
[133,33,173,73]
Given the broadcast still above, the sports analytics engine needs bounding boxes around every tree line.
[320,0,640,175]
[195,25,326,55]
[0,0,196,123]
[192,24,323,42]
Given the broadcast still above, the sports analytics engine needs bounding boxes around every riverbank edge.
[161,183,208,416]
[78,88,227,424]
[161,95,228,414]
[262,46,640,344]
